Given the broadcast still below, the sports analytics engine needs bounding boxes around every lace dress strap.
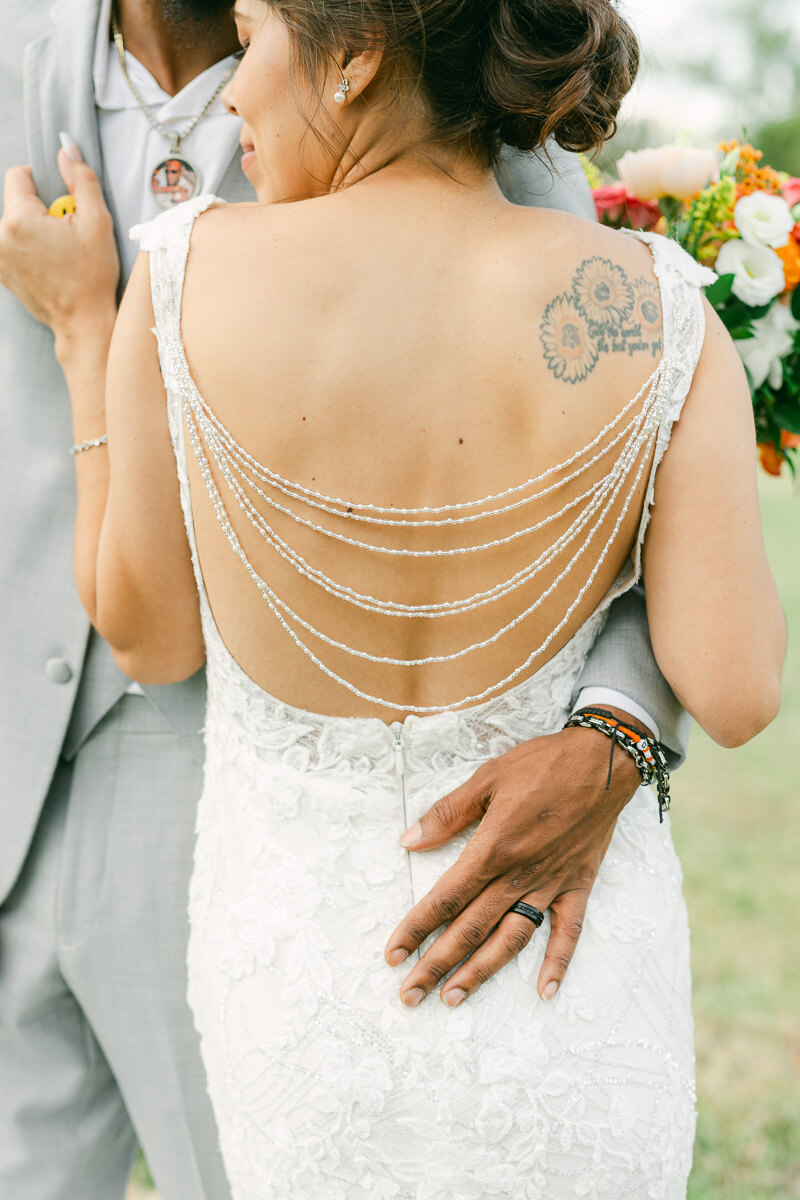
[129,194,229,635]
[129,192,228,328]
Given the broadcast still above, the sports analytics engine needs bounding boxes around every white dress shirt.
[91,0,243,692]
[92,0,243,280]
[89,0,655,732]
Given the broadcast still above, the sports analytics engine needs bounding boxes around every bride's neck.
[330,120,494,200]
[113,0,240,96]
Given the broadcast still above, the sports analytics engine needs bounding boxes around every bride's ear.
[336,42,385,103]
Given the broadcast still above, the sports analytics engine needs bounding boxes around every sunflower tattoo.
[573,258,635,329]
[540,258,664,383]
[540,295,599,383]
[632,279,663,339]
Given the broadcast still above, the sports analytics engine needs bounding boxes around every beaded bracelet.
[71,435,108,456]
[564,706,671,822]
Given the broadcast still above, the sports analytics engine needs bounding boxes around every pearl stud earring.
[333,76,350,105]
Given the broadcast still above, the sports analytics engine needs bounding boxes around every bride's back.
[177,178,666,719]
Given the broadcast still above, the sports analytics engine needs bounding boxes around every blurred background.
[129,2,800,1197]
[593,4,800,1194]
[615,0,800,165]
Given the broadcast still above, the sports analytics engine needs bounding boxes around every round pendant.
[150,155,203,209]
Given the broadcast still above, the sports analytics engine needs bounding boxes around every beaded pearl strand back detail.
[177,367,671,712]
[145,199,700,716]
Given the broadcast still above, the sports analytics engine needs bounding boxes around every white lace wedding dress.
[132,197,715,1199]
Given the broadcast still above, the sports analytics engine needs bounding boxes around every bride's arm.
[64,250,205,683]
[0,154,204,683]
[643,300,786,746]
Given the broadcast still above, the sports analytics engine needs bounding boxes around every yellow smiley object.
[48,194,76,218]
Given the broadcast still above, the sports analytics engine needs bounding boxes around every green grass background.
[131,477,800,1199]
[678,475,800,1199]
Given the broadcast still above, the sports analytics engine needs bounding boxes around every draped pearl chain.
[163,288,669,710]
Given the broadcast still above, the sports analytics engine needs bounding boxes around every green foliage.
[703,275,735,307]
[684,180,737,261]
[131,1153,154,1189]
[756,112,800,176]
[702,276,800,474]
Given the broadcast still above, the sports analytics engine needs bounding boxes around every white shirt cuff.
[572,687,660,742]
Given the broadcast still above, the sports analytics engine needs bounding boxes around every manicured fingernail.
[401,987,425,1007]
[59,132,83,162]
[542,981,559,1001]
[443,988,467,1007]
[400,821,422,848]
[387,948,408,966]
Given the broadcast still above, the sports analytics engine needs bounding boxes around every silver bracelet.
[71,435,108,456]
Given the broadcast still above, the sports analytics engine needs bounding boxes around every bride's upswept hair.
[263,0,639,168]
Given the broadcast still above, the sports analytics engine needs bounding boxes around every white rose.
[658,147,720,202]
[735,303,800,389]
[617,148,668,200]
[734,192,795,249]
[714,240,787,306]
[618,145,718,201]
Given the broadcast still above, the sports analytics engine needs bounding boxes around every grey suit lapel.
[24,0,105,208]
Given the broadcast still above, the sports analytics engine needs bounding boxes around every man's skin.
[116,0,240,93]
[0,0,653,1180]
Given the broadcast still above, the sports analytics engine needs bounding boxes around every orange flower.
[720,140,782,195]
[781,431,800,450]
[776,239,800,291]
[737,170,782,197]
[758,442,784,475]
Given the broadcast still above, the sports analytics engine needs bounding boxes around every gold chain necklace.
[111,4,238,209]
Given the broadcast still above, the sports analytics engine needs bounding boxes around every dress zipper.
[393,723,421,961]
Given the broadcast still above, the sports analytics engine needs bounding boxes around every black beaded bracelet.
[563,707,671,823]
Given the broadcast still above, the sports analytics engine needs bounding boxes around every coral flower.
[783,178,800,211]
[758,442,784,475]
[592,184,662,231]
[776,238,800,291]
[781,431,800,450]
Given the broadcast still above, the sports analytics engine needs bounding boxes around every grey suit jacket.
[0,0,688,905]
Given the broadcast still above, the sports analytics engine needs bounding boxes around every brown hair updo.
[264,0,639,168]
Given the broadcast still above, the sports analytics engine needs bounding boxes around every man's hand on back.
[384,708,649,1008]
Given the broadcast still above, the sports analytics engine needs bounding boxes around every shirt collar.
[93,0,238,121]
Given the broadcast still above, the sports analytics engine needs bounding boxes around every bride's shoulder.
[180,194,308,269]
[507,213,669,388]
[514,208,658,282]
[517,207,714,295]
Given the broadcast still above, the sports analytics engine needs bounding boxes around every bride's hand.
[0,152,119,346]
[384,712,650,1008]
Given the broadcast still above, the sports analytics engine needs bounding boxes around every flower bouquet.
[589,142,800,477]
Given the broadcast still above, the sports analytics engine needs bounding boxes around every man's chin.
[159,0,235,45]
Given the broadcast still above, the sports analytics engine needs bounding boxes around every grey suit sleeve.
[574,586,691,768]
[494,144,597,220]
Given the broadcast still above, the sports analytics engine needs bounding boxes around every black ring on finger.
[507,901,545,927]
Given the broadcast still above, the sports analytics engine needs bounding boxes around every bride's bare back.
[177,175,666,720]
[89,0,782,753]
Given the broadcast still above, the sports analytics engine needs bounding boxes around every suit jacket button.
[45,657,73,684]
